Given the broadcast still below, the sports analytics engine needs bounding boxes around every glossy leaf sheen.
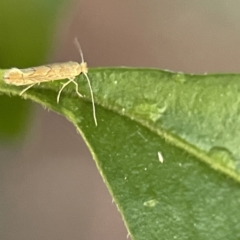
[1,67,240,239]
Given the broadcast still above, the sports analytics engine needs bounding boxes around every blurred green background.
[0,0,67,140]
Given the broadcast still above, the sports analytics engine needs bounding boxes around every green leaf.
[1,67,240,239]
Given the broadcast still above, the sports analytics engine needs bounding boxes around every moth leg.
[20,83,36,96]
[70,78,83,98]
[57,77,84,103]
[57,79,72,103]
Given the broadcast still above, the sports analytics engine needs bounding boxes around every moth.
[4,39,97,126]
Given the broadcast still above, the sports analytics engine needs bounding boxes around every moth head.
[80,62,88,74]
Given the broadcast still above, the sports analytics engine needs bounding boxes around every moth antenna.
[83,72,97,126]
[74,38,97,126]
[74,38,85,63]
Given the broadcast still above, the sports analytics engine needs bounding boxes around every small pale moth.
[4,38,97,126]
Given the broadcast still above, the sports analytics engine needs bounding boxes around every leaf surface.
[1,67,240,239]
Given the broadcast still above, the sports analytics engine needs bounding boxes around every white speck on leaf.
[158,151,164,163]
